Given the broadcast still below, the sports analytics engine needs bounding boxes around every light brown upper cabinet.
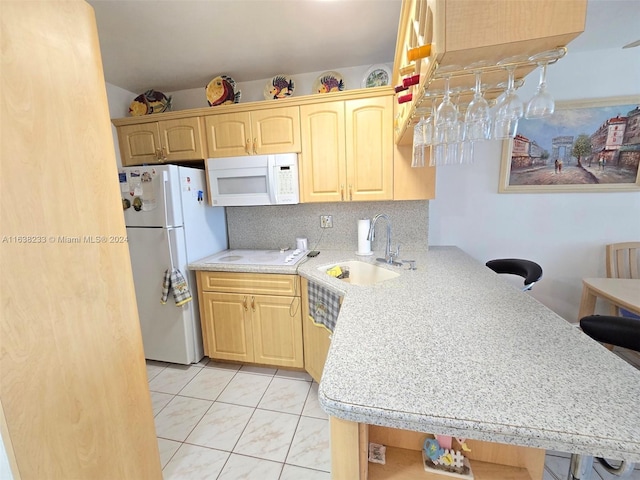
[299,95,393,203]
[205,106,301,158]
[117,117,206,166]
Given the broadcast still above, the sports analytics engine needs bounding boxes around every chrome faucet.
[367,213,402,266]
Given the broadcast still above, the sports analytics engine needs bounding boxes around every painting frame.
[499,95,640,193]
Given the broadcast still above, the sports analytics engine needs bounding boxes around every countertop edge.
[318,388,640,462]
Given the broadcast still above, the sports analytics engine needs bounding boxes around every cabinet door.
[301,278,332,383]
[201,292,254,362]
[302,315,332,384]
[299,102,347,203]
[251,295,303,368]
[204,112,252,157]
[159,117,206,161]
[251,106,301,154]
[345,96,394,201]
[117,123,161,166]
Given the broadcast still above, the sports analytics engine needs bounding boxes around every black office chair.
[578,314,639,476]
[485,258,543,291]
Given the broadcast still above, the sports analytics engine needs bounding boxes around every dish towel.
[161,268,192,306]
[307,281,341,333]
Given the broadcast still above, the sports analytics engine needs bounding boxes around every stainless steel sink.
[319,260,400,286]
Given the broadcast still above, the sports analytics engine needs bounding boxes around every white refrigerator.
[119,165,227,364]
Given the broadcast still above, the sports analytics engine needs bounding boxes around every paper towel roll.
[357,218,372,255]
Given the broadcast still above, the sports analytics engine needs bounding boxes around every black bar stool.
[573,314,640,478]
[580,314,640,352]
[485,258,543,291]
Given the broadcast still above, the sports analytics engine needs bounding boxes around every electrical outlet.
[320,215,333,228]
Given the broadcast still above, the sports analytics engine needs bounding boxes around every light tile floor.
[147,358,639,480]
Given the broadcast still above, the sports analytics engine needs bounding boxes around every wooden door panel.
[1,2,162,477]
[205,112,251,157]
[204,292,254,362]
[252,107,301,154]
[119,123,161,165]
[199,272,299,296]
[252,296,303,368]
[161,117,205,160]
[300,102,346,203]
[346,97,393,201]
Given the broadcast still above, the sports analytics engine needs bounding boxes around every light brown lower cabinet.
[197,272,303,368]
[301,277,333,383]
[330,418,546,480]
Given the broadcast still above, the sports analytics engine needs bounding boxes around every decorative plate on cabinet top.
[264,75,295,100]
[313,71,345,94]
[206,75,241,106]
[129,90,172,116]
[361,64,391,88]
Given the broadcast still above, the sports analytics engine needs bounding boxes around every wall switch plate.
[320,215,333,228]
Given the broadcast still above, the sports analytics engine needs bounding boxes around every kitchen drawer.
[197,271,300,296]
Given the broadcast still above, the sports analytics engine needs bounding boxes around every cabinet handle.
[243,296,248,311]
[251,296,255,311]
[245,139,250,154]
[253,138,257,155]
[161,147,167,161]
[155,148,162,160]
[349,184,353,201]
[340,184,344,201]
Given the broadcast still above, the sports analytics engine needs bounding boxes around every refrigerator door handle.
[165,225,176,270]
[160,171,177,269]
[161,170,171,227]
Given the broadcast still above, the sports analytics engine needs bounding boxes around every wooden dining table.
[578,277,640,320]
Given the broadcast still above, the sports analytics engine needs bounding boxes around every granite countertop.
[189,247,640,462]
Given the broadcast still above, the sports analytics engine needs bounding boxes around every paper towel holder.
[356,217,373,256]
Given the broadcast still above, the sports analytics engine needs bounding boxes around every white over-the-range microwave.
[205,153,299,206]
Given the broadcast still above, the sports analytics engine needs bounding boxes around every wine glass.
[412,115,426,168]
[447,88,468,164]
[434,66,462,149]
[458,133,474,164]
[464,61,492,142]
[412,98,437,167]
[525,47,566,119]
[411,107,431,168]
[493,55,528,140]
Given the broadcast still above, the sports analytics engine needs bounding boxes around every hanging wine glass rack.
[395,49,567,144]
[391,0,587,146]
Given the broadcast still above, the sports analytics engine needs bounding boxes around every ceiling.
[88,0,640,95]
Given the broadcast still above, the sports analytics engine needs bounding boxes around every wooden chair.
[606,241,640,279]
[605,242,640,318]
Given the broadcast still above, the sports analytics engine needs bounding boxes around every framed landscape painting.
[499,96,640,193]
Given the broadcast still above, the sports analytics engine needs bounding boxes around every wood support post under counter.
[329,417,546,480]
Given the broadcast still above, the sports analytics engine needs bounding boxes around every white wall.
[0,433,12,480]
[106,82,137,167]
[429,47,640,323]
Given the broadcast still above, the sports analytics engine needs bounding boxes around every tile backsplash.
[226,201,429,254]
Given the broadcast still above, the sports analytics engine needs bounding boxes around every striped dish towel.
[161,268,192,306]
[307,281,341,333]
